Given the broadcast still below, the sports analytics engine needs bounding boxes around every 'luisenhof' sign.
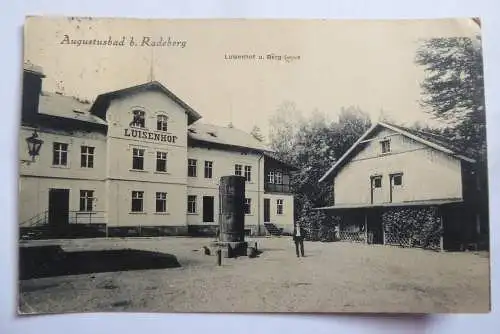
[124,128,178,143]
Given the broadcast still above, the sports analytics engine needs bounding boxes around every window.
[81,146,94,168]
[244,198,251,215]
[267,171,275,184]
[235,164,242,176]
[204,161,213,178]
[275,171,283,184]
[380,139,391,154]
[187,195,197,213]
[130,109,146,128]
[156,192,167,213]
[244,166,252,182]
[391,173,403,186]
[79,190,94,212]
[53,142,68,166]
[156,151,168,172]
[157,115,168,132]
[276,199,284,215]
[188,159,197,177]
[132,148,145,170]
[372,176,382,188]
[131,191,144,212]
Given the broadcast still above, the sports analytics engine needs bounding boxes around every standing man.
[293,222,305,257]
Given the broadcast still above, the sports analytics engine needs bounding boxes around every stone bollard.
[217,249,222,266]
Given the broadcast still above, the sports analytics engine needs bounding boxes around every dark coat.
[293,225,306,241]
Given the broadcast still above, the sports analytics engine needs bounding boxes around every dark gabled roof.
[187,123,298,170]
[384,122,479,160]
[318,121,477,183]
[188,123,270,151]
[89,81,202,125]
[38,92,106,125]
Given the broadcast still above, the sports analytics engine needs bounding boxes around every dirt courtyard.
[18,236,490,314]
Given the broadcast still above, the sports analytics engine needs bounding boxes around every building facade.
[317,122,489,251]
[19,64,295,238]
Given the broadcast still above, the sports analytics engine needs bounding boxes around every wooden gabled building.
[317,121,489,251]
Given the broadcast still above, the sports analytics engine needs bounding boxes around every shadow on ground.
[19,245,181,280]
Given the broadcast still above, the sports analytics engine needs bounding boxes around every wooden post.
[364,212,368,244]
[382,220,386,245]
[440,211,444,252]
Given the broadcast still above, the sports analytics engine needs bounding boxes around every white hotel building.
[19,64,295,237]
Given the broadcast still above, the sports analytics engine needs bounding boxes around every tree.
[415,35,486,160]
[268,101,304,164]
[250,126,264,142]
[268,104,372,240]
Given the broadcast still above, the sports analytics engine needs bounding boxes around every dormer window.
[157,115,168,132]
[130,110,145,128]
[380,139,391,154]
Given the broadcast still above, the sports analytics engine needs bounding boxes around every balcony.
[264,183,291,193]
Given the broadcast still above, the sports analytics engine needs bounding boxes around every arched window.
[157,115,168,132]
[130,109,145,128]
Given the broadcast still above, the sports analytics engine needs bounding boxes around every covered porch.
[316,199,480,251]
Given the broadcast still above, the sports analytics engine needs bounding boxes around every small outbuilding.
[317,122,489,251]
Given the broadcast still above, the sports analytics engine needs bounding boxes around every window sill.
[130,169,148,173]
[154,212,170,215]
[51,165,70,169]
[129,212,147,215]
[187,212,198,215]
[245,214,254,216]
[154,171,170,175]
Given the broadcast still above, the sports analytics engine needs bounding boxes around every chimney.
[21,63,45,123]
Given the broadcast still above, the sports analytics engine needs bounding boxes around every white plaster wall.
[19,177,105,224]
[105,90,188,185]
[334,130,463,205]
[19,126,107,180]
[263,194,295,233]
[105,180,186,227]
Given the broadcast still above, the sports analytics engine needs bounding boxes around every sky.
[24,17,480,139]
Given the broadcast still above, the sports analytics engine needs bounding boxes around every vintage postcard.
[18,16,490,314]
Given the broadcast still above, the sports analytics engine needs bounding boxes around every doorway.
[370,175,384,204]
[203,196,214,222]
[366,209,384,244]
[48,188,70,228]
[264,198,270,223]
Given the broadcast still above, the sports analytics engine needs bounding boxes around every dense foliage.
[415,36,487,162]
[382,207,442,250]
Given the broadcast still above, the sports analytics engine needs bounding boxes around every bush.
[382,207,442,249]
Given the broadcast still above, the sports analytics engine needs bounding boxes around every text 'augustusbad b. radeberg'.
[60,35,187,48]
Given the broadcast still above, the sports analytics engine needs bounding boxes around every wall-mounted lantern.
[26,130,43,161]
